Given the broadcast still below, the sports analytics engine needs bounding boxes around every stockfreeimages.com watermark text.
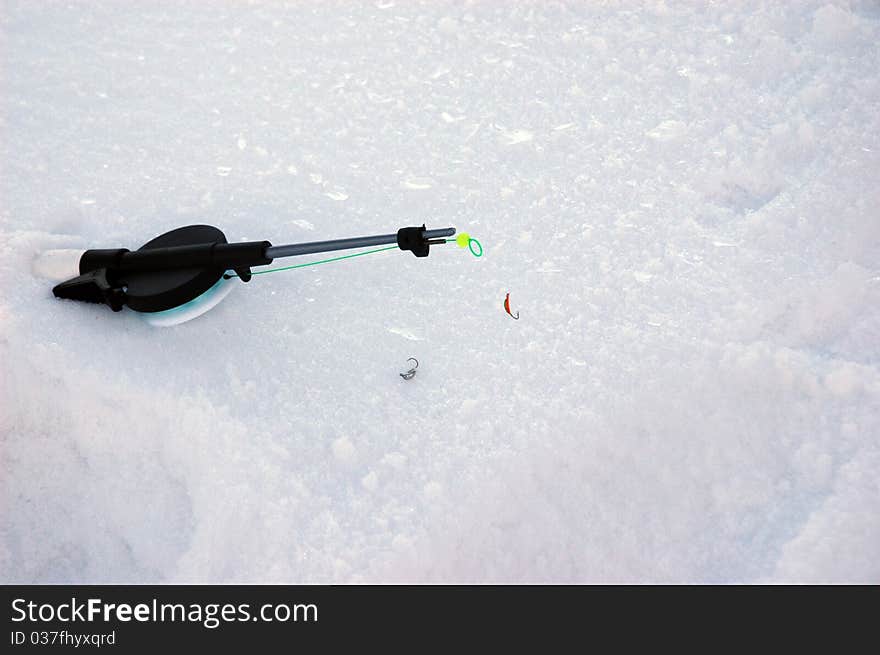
[11,597,317,630]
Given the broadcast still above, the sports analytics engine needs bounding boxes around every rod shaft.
[265,227,455,260]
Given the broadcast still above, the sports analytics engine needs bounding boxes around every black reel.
[52,225,272,313]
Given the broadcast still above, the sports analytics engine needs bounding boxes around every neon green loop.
[468,237,483,257]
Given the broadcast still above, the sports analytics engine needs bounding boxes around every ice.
[646,120,688,142]
[1,1,878,584]
[361,471,379,492]
[499,128,534,146]
[331,438,357,465]
[401,179,433,190]
[31,249,85,281]
[811,4,859,44]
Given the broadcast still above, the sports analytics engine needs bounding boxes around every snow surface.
[2,1,879,583]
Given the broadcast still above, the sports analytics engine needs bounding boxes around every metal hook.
[400,357,418,380]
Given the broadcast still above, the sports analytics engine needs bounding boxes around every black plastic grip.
[79,249,130,274]
[53,269,127,311]
[79,241,273,274]
[397,224,430,257]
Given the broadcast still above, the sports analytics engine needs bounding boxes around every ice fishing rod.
[49,223,455,319]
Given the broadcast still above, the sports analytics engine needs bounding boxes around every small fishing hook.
[399,357,419,380]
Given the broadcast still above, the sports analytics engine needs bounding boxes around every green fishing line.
[224,245,399,278]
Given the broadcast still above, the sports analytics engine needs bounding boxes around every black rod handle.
[79,241,273,274]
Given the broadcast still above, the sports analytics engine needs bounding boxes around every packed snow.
[1,1,878,583]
